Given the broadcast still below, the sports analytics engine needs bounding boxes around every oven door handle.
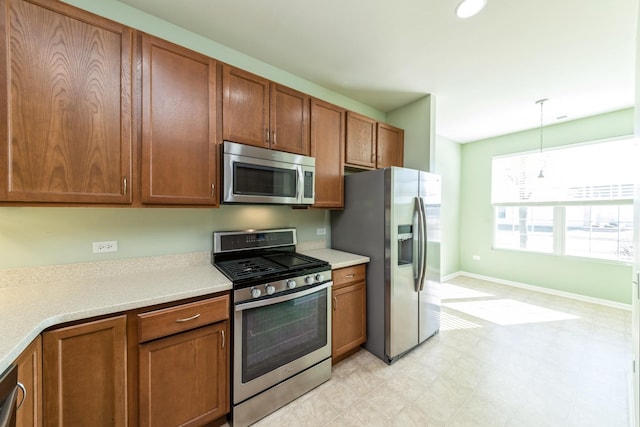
[235,281,332,312]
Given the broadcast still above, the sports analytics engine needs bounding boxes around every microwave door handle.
[297,167,303,203]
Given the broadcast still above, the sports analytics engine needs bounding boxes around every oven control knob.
[304,276,314,285]
[265,284,276,295]
[315,273,325,282]
[251,287,262,298]
[286,280,296,289]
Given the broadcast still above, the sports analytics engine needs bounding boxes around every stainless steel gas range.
[212,228,332,427]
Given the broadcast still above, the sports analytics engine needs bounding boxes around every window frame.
[491,135,636,264]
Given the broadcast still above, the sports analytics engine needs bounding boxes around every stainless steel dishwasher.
[0,365,24,427]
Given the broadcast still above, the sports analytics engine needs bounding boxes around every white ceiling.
[118,0,638,143]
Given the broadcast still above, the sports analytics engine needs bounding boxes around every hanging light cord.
[535,98,548,178]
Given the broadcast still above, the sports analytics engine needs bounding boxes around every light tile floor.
[250,276,632,427]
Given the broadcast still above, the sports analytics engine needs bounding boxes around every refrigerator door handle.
[418,196,428,291]
[413,198,421,292]
[414,197,427,292]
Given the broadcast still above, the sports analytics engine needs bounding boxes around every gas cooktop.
[211,229,329,285]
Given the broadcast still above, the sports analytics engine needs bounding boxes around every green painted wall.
[386,95,435,172]
[460,108,635,304]
[0,206,327,269]
[434,134,462,278]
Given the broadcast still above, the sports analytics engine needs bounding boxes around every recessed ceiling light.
[456,0,487,18]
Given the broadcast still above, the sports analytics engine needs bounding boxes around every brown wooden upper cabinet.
[345,111,377,169]
[222,65,310,155]
[376,122,405,169]
[345,111,404,170]
[310,99,345,209]
[140,34,219,205]
[0,0,133,203]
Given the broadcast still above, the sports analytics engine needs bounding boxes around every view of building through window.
[492,137,637,262]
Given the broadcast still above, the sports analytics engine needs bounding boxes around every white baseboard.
[442,271,632,311]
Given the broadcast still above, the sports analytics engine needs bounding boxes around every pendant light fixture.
[535,98,548,179]
[456,0,487,18]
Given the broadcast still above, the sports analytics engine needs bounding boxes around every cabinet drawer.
[332,264,366,289]
[138,295,229,343]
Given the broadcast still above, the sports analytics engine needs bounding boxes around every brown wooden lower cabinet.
[332,264,367,364]
[24,293,230,426]
[42,315,128,427]
[16,336,42,427]
[138,322,229,427]
[136,293,230,427]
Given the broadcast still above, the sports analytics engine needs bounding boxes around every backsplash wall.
[0,206,328,269]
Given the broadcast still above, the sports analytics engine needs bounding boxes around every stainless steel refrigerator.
[331,167,441,364]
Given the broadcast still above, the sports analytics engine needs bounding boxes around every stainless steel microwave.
[222,141,315,205]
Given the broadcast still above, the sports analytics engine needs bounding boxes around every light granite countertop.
[0,248,368,373]
[0,253,231,373]
[300,248,369,270]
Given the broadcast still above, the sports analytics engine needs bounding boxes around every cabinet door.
[140,34,219,205]
[377,122,404,168]
[222,65,270,148]
[138,322,229,427]
[311,98,345,208]
[345,111,376,170]
[16,336,42,427]
[270,84,310,155]
[43,315,127,427]
[332,281,366,363]
[0,0,133,203]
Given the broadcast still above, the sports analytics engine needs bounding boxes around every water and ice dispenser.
[397,224,414,266]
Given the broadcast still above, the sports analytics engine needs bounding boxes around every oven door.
[233,281,332,404]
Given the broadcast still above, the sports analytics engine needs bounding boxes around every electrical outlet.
[316,228,326,236]
[93,240,118,254]
[472,255,481,261]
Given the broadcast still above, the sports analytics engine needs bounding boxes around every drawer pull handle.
[176,313,201,323]
[221,329,225,349]
[344,274,356,278]
[333,296,337,310]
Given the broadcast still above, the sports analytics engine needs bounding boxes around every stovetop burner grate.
[216,256,287,280]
